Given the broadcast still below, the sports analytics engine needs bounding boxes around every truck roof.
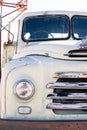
[20,10,87,20]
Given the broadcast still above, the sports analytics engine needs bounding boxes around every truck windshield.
[22,14,87,42]
[22,15,70,42]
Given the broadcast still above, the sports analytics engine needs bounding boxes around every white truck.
[1,10,87,129]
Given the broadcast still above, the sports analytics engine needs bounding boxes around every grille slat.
[53,72,87,79]
[47,82,87,89]
[47,93,87,100]
[47,103,87,110]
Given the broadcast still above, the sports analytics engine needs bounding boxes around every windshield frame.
[22,14,70,42]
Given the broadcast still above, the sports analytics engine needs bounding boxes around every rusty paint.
[0,120,87,130]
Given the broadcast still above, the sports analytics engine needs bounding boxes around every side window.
[72,15,87,39]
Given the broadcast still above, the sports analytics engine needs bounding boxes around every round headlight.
[14,80,35,100]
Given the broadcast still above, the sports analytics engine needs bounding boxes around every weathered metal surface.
[0,120,87,130]
[2,44,15,67]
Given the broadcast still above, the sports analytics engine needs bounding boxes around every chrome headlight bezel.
[14,79,35,100]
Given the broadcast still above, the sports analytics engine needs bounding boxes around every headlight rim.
[14,79,35,100]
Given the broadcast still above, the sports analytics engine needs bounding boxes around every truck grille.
[46,72,87,115]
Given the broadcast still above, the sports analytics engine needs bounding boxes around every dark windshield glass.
[22,15,69,41]
[72,16,87,39]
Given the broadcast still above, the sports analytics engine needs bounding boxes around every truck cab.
[1,10,87,129]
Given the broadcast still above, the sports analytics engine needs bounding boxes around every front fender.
[1,56,39,118]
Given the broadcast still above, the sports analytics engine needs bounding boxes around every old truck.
[1,10,87,129]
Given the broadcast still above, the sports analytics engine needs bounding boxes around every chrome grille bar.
[53,72,87,79]
[47,103,87,110]
[47,82,87,89]
[47,92,87,100]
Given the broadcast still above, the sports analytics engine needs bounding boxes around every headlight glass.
[14,80,35,100]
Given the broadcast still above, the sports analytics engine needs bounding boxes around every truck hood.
[14,39,87,60]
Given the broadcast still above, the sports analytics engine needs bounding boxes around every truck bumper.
[0,119,87,130]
